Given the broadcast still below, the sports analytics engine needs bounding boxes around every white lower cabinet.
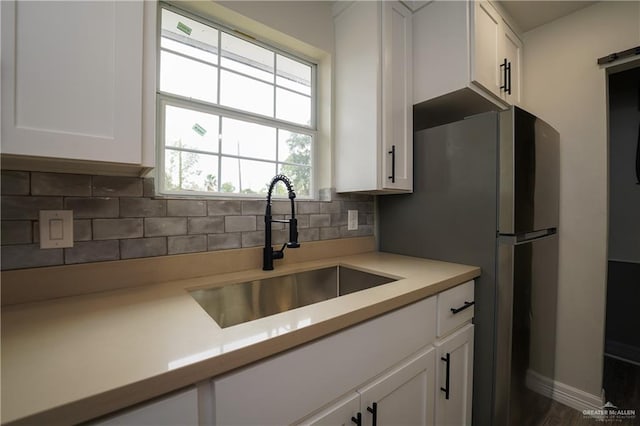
[299,346,436,426]
[435,324,475,426]
[211,296,437,425]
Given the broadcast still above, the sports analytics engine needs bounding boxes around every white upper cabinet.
[501,20,523,104]
[471,1,502,98]
[334,1,413,193]
[413,0,523,110]
[1,0,155,172]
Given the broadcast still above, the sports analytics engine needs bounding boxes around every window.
[157,5,316,198]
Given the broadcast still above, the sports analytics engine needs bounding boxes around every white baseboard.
[526,369,604,412]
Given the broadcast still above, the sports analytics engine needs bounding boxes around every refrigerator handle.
[388,145,396,183]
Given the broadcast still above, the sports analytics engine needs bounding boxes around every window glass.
[158,5,316,198]
[221,117,276,161]
[164,150,219,193]
[160,51,218,103]
[276,54,311,95]
[165,105,219,153]
[221,33,274,82]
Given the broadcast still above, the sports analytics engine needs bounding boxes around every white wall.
[522,1,640,399]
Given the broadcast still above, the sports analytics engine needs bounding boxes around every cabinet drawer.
[437,280,474,337]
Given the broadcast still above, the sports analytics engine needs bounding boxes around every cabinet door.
[295,392,360,426]
[435,324,474,426]
[1,0,143,165]
[501,22,522,105]
[359,346,436,426]
[471,1,501,98]
[381,1,412,191]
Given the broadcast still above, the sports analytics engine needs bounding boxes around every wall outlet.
[39,210,74,249]
[347,210,358,231]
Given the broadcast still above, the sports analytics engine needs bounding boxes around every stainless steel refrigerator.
[378,106,559,426]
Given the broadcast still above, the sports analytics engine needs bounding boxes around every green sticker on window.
[177,21,192,36]
[192,123,206,136]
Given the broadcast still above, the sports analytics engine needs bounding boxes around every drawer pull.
[451,301,475,314]
[440,353,451,400]
[351,412,362,426]
[367,402,378,426]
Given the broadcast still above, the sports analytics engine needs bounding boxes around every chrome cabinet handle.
[451,301,475,314]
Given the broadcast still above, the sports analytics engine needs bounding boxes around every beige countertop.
[1,250,480,425]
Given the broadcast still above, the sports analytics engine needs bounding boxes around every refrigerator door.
[499,107,559,234]
[494,233,559,426]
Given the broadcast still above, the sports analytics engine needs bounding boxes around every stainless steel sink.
[190,266,396,328]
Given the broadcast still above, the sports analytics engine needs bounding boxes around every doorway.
[604,63,640,413]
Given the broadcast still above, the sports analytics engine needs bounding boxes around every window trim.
[155,2,318,200]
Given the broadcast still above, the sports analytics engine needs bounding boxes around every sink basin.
[190,266,396,328]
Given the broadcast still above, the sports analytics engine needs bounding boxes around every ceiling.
[497,1,598,32]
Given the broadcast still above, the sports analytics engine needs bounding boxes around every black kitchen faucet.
[263,174,300,270]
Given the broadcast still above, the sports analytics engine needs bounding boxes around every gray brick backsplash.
[309,214,331,228]
[1,221,32,245]
[143,178,155,197]
[31,172,91,196]
[257,215,285,231]
[167,200,206,217]
[242,230,287,248]
[1,244,63,270]
[1,173,375,270]
[65,197,118,218]
[340,224,374,238]
[208,233,242,251]
[297,201,320,214]
[271,201,291,215]
[120,237,167,259]
[92,176,143,197]
[241,200,265,215]
[283,214,309,229]
[343,200,374,213]
[225,216,256,232]
[318,188,332,202]
[320,227,341,240]
[188,217,224,234]
[2,196,63,220]
[94,219,143,240]
[120,198,167,217]
[65,240,119,264]
[208,200,241,216]
[298,228,320,242]
[145,218,187,237]
[330,212,348,227]
[168,235,207,255]
[74,220,93,241]
[1,171,30,195]
[319,201,343,214]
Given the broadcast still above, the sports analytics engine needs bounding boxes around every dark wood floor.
[523,356,640,426]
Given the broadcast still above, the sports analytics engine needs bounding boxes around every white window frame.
[156,3,318,199]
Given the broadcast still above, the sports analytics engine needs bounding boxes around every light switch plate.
[347,209,358,231]
[39,210,74,249]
